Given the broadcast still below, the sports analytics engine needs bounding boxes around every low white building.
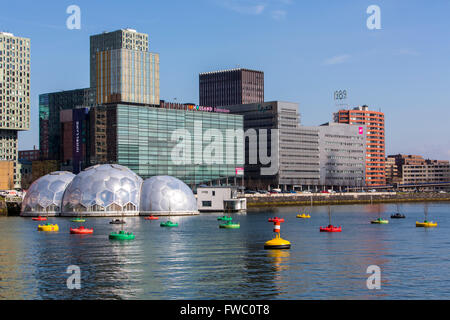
[197,187,246,212]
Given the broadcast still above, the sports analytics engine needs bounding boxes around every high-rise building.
[227,101,320,190]
[318,122,366,189]
[199,68,264,107]
[87,103,244,186]
[39,88,94,161]
[0,32,31,188]
[90,29,159,105]
[334,105,386,186]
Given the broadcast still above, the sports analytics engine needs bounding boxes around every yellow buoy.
[264,233,291,249]
[416,221,437,228]
[265,217,291,249]
[37,224,59,232]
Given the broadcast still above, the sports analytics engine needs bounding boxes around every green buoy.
[217,216,233,221]
[109,230,135,240]
[219,221,240,229]
[160,221,178,227]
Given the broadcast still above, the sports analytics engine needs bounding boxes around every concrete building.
[18,147,40,162]
[59,107,90,174]
[385,156,400,185]
[334,105,386,186]
[90,29,159,105]
[199,68,264,107]
[0,160,14,190]
[0,32,31,188]
[19,159,32,189]
[39,88,94,161]
[227,101,320,190]
[197,186,246,212]
[402,159,450,187]
[318,122,366,190]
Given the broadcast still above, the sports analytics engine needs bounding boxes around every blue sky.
[1,0,449,160]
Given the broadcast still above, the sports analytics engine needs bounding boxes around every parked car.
[289,190,297,194]
[321,190,329,194]
[245,190,259,194]
[258,190,269,194]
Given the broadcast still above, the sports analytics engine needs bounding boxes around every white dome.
[140,176,198,215]
[61,164,143,216]
[21,171,76,216]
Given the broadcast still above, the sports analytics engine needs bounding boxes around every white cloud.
[323,54,351,66]
[394,49,420,56]
[271,10,287,20]
[220,0,267,15]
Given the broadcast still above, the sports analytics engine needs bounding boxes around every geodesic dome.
[140,176,198,215]
[61,164,143,216]
[21,171,76,216]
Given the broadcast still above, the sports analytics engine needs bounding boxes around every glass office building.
[94,104,244,186]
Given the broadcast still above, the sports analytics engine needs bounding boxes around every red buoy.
[32,216,47,221]
[70,226,94,234]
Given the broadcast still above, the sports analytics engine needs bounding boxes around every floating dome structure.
[140,176,198,216]
[21,171,76,216]
[61,164,143,216]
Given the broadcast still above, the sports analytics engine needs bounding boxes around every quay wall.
[245,192,450,207]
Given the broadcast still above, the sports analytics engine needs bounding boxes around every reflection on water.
[0,202,449,300]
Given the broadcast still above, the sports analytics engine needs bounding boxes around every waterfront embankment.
[245,192,450,207]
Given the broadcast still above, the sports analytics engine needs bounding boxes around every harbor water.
[0,202,449,299]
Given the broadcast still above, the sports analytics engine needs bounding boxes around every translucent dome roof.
[61,164,143,216]
[21,171,76,216]
[140,176,198,215]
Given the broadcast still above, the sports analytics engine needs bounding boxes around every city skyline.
[1,0,448,160]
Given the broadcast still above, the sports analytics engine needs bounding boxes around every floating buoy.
[371,218,389,224]
[416,203,437,228]
[264,217,291,249]
[109,219,126,225]
[296,213,311,219]
[319,225,342,232]
[37,224,59,232]
[217,216,233,221]
[32,216,47,221]
[109,230,135,240]
[320,206,342,232]
[416,221,437,228]
[391,213,405,219]
[70,226,93,234]
[145,215,159,220]
[160,221,178,227]
[219,221,240,229]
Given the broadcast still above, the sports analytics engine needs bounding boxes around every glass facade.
[96,49,159,105]
[114,104,244,186]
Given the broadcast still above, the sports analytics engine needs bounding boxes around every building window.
[202,201,212,207]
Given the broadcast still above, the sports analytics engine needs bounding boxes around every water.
[0,202,449,300]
